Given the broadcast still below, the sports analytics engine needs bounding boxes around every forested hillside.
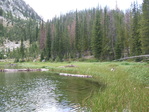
[0,0,41,60]
[39,0,149,61]
[0,0,149,62]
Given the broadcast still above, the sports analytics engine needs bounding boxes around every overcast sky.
[23,0,143,20]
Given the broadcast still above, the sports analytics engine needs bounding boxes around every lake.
[0,71,103,112]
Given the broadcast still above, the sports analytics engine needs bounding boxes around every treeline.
[39,0,149,61]
[1,0,149,62]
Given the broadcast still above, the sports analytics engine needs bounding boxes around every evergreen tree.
[3,3,147,61]
[0,8,3,16]
[58,17,65,61]
[40,50,44,62]
[0,8,3,36]
[0,24,3,36]
[20,38,25,61]
[131,2,142,56]
[45,20,51,60]
[115,41,122,59]
[140,0,149,54]
[114,9,125,59]
[102,7,110,60]
[82,12,88,53]
[51,19,63,61]
[35,25,39,41]
[92,9,102,59]
[75,10,81,58]
[39,20,46,50]
[124,9,131,57]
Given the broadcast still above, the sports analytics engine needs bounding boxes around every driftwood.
[7,63,17,67]
[114,54,149,61]
[59,64,77,68]
[59,73,92,78]
[0,69,49,72]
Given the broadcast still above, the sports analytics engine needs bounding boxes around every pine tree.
[0,8,3,16]
[51,19,63,61]
[0,8,3,36]
[115,41,122,59]
[140,0,149,54]
[124,9,131,57]
[75,10,81,58]
[20,38,25,61]
[35,25,39,41]
[131,2,142,56]
[114,9,125,59]
[82,12,88,53]
[92,9,102,59]
[58,17,65,61]
[39,20,46,50]
[45,20,51,60]
[102,7,110,60]
[40,49,45,62]
[0,24,3,36]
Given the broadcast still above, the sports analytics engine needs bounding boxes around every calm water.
[0,72,102,112]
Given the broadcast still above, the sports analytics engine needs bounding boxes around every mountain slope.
[0,0,41,20]
[0,0,41,52]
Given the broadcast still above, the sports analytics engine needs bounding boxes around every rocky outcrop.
[0,0,41,20]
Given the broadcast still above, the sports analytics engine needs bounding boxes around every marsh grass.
[4,61,149,112]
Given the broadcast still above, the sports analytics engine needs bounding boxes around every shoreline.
[0,68,49,72]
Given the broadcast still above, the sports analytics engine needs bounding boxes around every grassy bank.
[1,61,149,111]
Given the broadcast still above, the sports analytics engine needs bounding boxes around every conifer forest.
[0,0,149,62]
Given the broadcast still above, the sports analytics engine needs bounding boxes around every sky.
[23,0,143,20]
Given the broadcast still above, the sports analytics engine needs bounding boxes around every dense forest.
[0,0,149,62]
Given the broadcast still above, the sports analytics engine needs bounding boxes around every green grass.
[1,61,148,111]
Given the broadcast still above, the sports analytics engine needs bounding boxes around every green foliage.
[102,7,111,60]
[115,42,122,59]
[82,13,89,52]
[0,24,3,36]
[14,58,19,63]
[20,38,25,61]
[0,8,3,16]
[140,0,149,54]
[75,10,82,57]
[28,42,39,59]
[40,52,44,62]
[55,56,61,62]
[131,2,142,55]
[45,21,52,60]
[0,52,4,59]
[2,2,149,61]
[92,10,102,59]
[4,17,39,41]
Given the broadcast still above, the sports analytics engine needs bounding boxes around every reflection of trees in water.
[0,72,105,111]
[57,76,105,107]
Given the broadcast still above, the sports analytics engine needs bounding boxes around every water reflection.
[0,72,104,112]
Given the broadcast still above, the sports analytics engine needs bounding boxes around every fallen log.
[0,69,49,72]
[114,54,149,61]
[59,73,92,78]
[58,64,77,68]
